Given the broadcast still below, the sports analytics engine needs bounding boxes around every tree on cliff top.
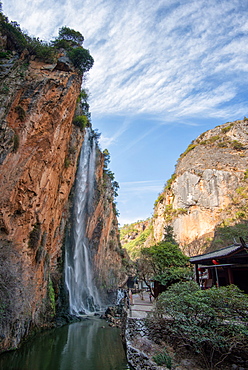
[52,26,94,73]
[52,26,84,49]
[0,10,94,73]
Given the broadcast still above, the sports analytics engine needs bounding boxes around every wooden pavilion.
[190,239,248,293]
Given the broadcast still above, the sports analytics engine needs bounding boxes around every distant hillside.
[120,218,154,259]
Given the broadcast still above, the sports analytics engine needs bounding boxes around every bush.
[153,350,172,368]
[180,143,197,158]
[221,123,234,133]
[231,140,244,150]
[67,47,94,73]
[152,282,248,368]
[73,115,89,130]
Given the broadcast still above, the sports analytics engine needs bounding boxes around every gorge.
[1,7,248,370]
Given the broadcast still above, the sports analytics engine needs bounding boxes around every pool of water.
[0,317,131,370]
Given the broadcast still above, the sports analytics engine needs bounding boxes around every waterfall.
[65,128,102,315]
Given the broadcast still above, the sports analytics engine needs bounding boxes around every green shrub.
[221,123,234,133]
[152,282,248,368]
[28,39,55,63]
[0,51,8,58]
[180,143,197,158]
[217,141,228,148]
[165,173,176,190]
[48,277,56,316]
[231,140,244,150]
[154,193,164,207]
[208,135,220,143]
[73,115,89,130]
[67,47,94,73]
[64,156,70,168]
[153,350,172,368]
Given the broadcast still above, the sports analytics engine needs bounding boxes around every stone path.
[127,291,154,318]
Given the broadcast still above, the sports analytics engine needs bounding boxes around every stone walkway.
[127,291,154,318]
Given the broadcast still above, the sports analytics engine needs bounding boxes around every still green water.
[0,317,131,370]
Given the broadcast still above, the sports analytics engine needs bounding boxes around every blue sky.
[3,0,248,225]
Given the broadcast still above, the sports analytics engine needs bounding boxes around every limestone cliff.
[153,119,248,255]
[0,24,125,352]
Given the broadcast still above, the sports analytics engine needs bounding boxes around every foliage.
[0,51,9,58]
[103,149,110,168]
[153,350,172,368]
[52,26,84,47]
[153,193,164,207]
[27,38,55,62]
[163,225,177,244]
[137,241,191,293]
[141,242,189,277]
[164,173,176,190]
[208,221,248,251]
[221,123,234,133]
[231,140,244,150]
[72,115,89,130]
[0,12,93,72]
[180,143,197,158]
[48,278,56,316]
[120,222,139,240]
[0,19,28,52]
[244,169,248,180]
[67,47,94,73]
[152,282,248,368]
[163,204,187,222]
[64,156,70,168]
[122,225,153,260]
[102,149,119,199]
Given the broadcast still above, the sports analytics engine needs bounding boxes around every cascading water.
[65,128,102,315]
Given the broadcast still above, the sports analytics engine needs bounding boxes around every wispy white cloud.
[3,0,248,120]
[99,119,131,148]
[119,180,164,194]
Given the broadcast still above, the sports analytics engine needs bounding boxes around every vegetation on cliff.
[120,219,154,259]
[0,6,93,73]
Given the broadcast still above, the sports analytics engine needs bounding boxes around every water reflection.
[0,317,130,370]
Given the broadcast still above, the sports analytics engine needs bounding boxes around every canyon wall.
[153,120,248,255]
[0,33,125,352]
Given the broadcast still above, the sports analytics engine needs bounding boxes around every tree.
[103,149,110,168]
[67,47,94,73]
[137,241,192,295]
[53,26,84,48]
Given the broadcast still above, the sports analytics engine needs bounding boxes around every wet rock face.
[152,120,248,254]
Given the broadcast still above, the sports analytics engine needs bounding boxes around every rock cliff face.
[0,39,125,351]
[153,120,248,255]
